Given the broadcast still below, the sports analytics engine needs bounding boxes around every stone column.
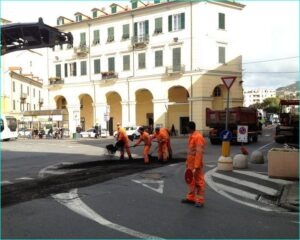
[153,98,168,127]
[68,104,81,137]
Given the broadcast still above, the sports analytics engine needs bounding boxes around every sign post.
[218,76,237,171]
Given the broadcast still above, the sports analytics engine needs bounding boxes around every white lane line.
[16,177,34,181]
[52,189,163,239]
[257,141,275,151]
[214,182,258,200]
[234,170,293,185]
[213,172,279,196]
[205,168,274,212]
[132,179,164,194]
[1,180,13,185]
[206,164,216,168]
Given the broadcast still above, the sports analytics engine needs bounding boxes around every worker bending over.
[134,127,152,164]
[116,123,133,161]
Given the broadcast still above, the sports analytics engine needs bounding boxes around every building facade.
[47,0,245,135]
[243,88,276,107]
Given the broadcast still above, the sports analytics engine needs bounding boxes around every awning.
[23,109,68,116]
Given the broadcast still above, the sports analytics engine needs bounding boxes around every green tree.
[261,97,280,114]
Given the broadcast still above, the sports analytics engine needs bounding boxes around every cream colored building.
[47,0,245,135]
[243,88,276,107]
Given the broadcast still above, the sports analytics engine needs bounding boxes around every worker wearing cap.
[116,123,133,160]
[151,127,169,162]
[133,127,152,164]
[181,121,206,208]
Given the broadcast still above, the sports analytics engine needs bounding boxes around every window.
[70,62,77,76]
[64,63,68,77]
[13,100,16,110]
[93,30,100,45]
[107,27,114,42]
[155,50,163,67]
[123,55,130,71]
[218,46,226,64]
[122,24,130,40]
[168,13,185,31]
[21,84,23,94]
[172,47,181,71]
[132,1,138,9]
[27,86,29,95]
[218,13,225,30]
[138,53,146,69]
[213,87,221,97]
[154,0,160,3]
[92,10,97,18]
[33,88,35,97]
[80,32,86,46]
[55,64,62,78]
[111,5,117,14]
[108,57,115,72]
[134,20,149,42]
[94,59,101,74]
[13,81,15,92]
[80,61,87,76]
[76,15,82,22]
[57,18,64,25]
[154,17,163,34]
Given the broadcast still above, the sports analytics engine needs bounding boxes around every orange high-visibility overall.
[152,130,169,162]
[185,131,206,204]
[160,128,172,159]
[135,131,152,164]
[117,127,132,160]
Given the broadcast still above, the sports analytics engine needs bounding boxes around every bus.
[0,115,18,141]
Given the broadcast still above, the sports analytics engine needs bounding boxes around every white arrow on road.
[132,179,164,194]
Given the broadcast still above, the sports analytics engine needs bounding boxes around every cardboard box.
[267,148,299,179]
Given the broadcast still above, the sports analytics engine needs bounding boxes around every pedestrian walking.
[133,127,152,164]
[116,123,133,160]
[181,121,206,208]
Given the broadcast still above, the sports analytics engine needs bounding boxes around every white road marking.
[257,141,275,151]
[206,164,216,168]
[205,168,287,212]
[52,189,163,239]
[1,180,13,185]
[233,170,293,185]
[214,182,258,200]
[132,179,164,194]
[212,172,279,196]
[16,177,34,181]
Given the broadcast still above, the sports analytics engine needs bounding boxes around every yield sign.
[221,76,236,90]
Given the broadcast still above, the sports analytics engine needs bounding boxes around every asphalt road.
[1,126,299,238]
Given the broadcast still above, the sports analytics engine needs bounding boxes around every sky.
[1,0,299,90]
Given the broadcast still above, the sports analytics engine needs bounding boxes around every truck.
[275,99,299,145]
[206,107,260,144]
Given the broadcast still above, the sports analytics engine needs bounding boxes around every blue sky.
[1,0,299,90]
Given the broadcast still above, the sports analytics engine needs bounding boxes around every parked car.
[113,126,140,139]
[80,128,99,138]
[18,128,32,138]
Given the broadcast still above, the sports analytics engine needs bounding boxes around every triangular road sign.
[221,76,236,89]
[132,179,164,194]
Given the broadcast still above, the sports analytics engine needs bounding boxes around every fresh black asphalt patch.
[2,157,185,207]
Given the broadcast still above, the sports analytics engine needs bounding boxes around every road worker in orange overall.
[181,121,206,208]
[116,123,133,161]
[161,127,173,160]
[133,127,152,164]
[152,127,169,163]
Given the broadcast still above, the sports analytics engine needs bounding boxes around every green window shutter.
[173,48,181,71]
[93,11,97,18]
[111,6,117,14]
[134,22,138,37]
[132,1,138,9]
[138,53,146,69]
[94,59,101,74]
[64,63,68,77]
[56,64,61,78]
[168,15,172,32]
[108,27,114,42]
[154,0,160,3]
[108,57,115,72]
[57,19,60,25]
[145,20,149,35]
[80,32,86,46]
[123,24,129,39]
[180,13,185,29]
[155,50,163,67]
[155,18,162,33]
[123,55,130,71]
[93,30,100,44]
[219,46,225,63]
[219,13,225,29]
[81,61,87,76]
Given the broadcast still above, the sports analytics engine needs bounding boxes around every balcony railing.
[165,65,185,75]
[49,77,64,85]
[131,34,149,48]
[20,93,27,100]
[74,45,89,55]
[101,71,118,80]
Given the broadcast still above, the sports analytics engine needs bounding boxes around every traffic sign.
[220,130,232,142]
[237,125,248,143]
[221,76,236,90]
